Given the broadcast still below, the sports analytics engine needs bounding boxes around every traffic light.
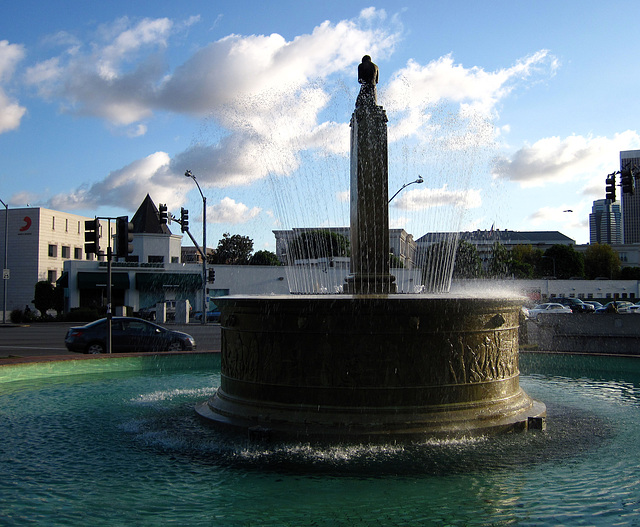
[158,204,168,224]
[115,216,134,257]
[621,167,635,195]
[84,218,100,255]
[180,207,189,233]
[605,174,616,201]
[208,268,216,283]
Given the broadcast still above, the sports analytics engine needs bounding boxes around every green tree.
[211,233,254,265]
[509,244,544,278]
[389,253,404,268]
[619,266,640,279]
[453,240,482,278]
[584,243,620,279]
[33,281,55,316]
[249,250,282,266]
[542,245,585,279]
[487,242,511,278]
[288,230,350,262]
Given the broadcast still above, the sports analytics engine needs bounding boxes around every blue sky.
[2,1,640,250]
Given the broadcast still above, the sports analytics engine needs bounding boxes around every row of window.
[48,244,93,261]
[51,217,83,234]
[551,292,636,300]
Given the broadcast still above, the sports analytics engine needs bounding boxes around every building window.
[74,248,82,259]
[85,253,94,261]
[148,256,164,263]
[48,244,57,257]
[61,246,71,259]
[52,217,55,230]
[78,221,81,234]
[47,270,57,283]
[65,218,68,232]
[171,256,179,263]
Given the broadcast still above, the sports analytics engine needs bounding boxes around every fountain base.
[197,295,546,440]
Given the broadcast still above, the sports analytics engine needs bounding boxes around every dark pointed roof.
[131,194,172,234]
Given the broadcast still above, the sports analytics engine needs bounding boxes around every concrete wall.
[525,314,640,355]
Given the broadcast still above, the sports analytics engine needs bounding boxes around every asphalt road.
[0,321,221,358]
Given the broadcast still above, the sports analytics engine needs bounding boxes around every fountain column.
[344,57,396,294]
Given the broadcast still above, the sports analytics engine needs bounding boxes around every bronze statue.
[356,55,378,107]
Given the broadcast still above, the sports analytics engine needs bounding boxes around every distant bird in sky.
[563,210,573,212]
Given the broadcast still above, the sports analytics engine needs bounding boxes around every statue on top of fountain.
[356,55,378,108]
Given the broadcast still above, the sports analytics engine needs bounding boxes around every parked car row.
[526,298,640,321]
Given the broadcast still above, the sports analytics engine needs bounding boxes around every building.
[589,199,622,244]
[273,227,417,269]
[125,194,182,265]
[0,206,110,317]
[621,150,640,243]
[63,195,203,314]
[416,229,575,271]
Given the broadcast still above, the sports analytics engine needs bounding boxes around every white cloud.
[394,185,482,210]
[47,151,182,211]
[208,197,261,224]
[29,10,401,209]
[492,130,640,188]
[384,51,556,145]
[0,40,26,133]
[527,205,585,234]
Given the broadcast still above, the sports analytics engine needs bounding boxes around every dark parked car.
[65,317,196,354]
[549,298,595,313]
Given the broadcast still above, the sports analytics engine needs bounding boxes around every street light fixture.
[184,170,207,325]
[389,176,424,203]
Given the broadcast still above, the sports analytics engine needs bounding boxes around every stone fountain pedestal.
[196,294,546,440]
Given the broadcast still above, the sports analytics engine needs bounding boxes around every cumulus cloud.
[24,9,559,219]
[25,9,400,208]
[207,197,261,224]
[384,51,557,145]
[47,152,180,211]
[492,130,640,188]
[0,40,27,133]
[394,185,482,210]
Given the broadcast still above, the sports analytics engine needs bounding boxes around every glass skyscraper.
[621,150,640,243]
[589,198,621,244]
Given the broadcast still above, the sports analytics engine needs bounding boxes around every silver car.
[527,303,572,321]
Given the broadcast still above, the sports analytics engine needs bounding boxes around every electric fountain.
[7,57,640,525]
[195,56,545,440]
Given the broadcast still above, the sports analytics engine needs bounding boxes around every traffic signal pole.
[85,215,134,354]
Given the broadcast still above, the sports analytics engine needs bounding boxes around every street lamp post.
[0,199,7,324]
[388,176,424,203]
[185,170,207,325]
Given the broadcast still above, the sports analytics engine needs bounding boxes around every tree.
[211,233,254,265]
[584,243,620,279]
[487,242,511,278]
[509,244,544,279]
[620,266,640,279]
[453,240,482,278]
[33,281,55,316]
[542,245,584,279]
[288,230,350,262]
[249,250,282,266]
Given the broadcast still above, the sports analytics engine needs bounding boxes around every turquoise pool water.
[1,353,639,526]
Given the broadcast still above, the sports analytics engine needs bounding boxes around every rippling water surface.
[1,354,640,526]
